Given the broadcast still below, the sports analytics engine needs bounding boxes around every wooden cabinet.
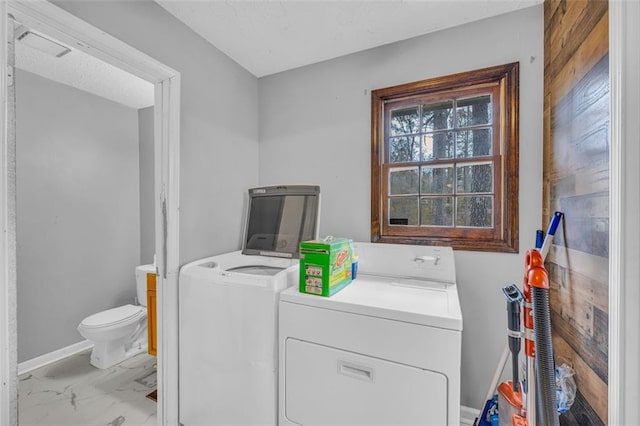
[147,273,157,356]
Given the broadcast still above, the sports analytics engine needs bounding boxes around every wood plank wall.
[543,1,609,424]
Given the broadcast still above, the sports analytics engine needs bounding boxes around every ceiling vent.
[16,28,71,58]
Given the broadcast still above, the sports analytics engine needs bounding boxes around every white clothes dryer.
[179,185,320,426]
[278,242,463,426]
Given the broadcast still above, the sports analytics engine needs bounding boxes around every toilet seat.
[80,304,145,330]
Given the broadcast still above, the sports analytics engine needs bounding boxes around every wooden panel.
[550,274,594,340]
[547,245,608,287]
[560,392,605,426]
[544,0,608,423]
[553,335,608,423]
[545,1,607,81]
[550,305,608,383]
[547,261,608,314]
[549,57,609,183]
[543,0,563,29]
[147,272,157,357]
[556,192,609,257]
[550,11,609,104]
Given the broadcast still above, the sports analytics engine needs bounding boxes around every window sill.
[371,235,519,253]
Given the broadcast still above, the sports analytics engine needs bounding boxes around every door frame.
[609,1,640,425]
[0,1,181,424]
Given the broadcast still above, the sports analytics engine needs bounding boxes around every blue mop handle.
[535,230,544,249]
[540,212,563,261]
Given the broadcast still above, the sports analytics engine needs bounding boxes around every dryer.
[179,185,320,426]
[278,242,463,425]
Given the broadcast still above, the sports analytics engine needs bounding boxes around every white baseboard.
[460,405,481,426]
[18,340,94,376]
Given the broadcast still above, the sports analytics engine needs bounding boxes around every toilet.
[78,264,155,369]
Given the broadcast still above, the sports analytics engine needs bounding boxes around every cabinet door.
[147,273,157,356]
[284,338,447,425]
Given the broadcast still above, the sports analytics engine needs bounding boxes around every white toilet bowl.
[78,304,148,369]
[78,264,155,369]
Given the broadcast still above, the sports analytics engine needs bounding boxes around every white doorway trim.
[0,1,16,424]
[0,1,181,425]
[609,1,640,425]
[608,3,622,424]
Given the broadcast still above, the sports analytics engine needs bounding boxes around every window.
[371,63,519,252]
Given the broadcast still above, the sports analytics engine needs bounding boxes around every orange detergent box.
[299,238,352,296]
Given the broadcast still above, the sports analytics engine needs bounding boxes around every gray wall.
[16,70,141,362]
[54,0,260,264]
[138,106,155,265]
[258,6,544,410]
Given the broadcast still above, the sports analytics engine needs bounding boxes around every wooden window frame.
[371,63,519,252]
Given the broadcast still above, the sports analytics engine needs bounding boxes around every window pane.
[389,136,420,163]
[389,197,419,226]
[457,95,491,127]
[421,166,454,194]
[422,132,454,160]
[422,101,453,131]
[389,167,419,195]
[455,129,492,158]
[456,196,493,227]
[390,107,420,136]
[420,197,453,226]
[456,163,493,193]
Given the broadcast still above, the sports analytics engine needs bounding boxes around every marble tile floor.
[18,350,157,426]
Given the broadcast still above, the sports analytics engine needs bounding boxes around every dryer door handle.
[414,255,440,265]
[338,360,374,382]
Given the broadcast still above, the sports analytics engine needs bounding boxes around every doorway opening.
[1,2,180,425]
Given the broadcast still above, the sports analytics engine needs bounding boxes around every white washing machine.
[179,185,320,426]
[278,242,463,426]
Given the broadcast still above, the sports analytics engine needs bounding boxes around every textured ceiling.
[156,0,542,77]
[15,27,154,110]
[14,1,542,105]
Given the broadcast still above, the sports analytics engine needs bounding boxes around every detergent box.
[299,238,352,297]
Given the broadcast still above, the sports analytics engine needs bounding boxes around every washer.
[278,242,463,426]
[179,185,320,426]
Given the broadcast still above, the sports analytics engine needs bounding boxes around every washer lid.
[280,275,462,331]
[242,185,320,259]
[81,304,145,329]
[227,265,285,276]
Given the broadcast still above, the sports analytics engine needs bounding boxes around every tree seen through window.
[388,95,493,228]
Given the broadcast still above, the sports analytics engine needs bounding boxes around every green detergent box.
[299,238,353,297]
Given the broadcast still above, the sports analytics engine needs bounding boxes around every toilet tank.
[136,264,156,307]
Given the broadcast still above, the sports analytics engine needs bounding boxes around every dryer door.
[284,338,448,425]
